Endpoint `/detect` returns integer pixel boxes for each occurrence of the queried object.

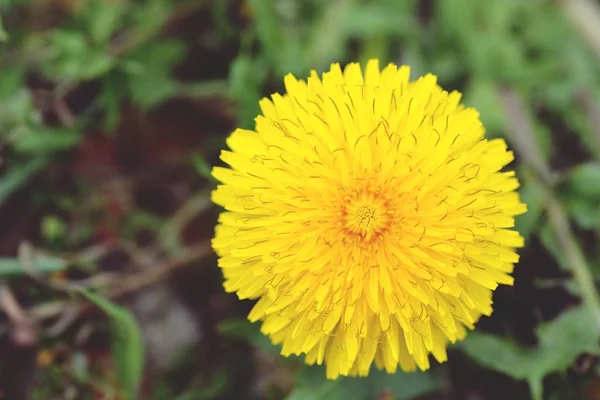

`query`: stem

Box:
[561,0,600,64]
[500,88,600,329]
[158,188,213,254]
[576,91,600,159]
[499,88,555,185]
[546,192,600,329]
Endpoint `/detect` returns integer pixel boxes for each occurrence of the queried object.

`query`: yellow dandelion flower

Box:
[211,59,526,379]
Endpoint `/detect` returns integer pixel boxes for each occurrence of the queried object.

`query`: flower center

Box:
[339,184,394,246]
[348,203,381,238]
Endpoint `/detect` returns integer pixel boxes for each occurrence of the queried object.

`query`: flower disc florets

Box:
[212,59,526,379]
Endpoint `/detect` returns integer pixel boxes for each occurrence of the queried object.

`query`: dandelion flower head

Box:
[212,59,526,379]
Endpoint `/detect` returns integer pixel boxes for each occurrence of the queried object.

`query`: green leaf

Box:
[562,163,600,229]
[50,30,87,53]
[566,163,600,199]
[84,50,115,78]
[176,80,229,99]
[44,30,114,80]
[535,307,599,370]
[132,0,171,35]
[228,55,267,129]
[564,196,600,230]
[13,127,81,154]
[287,365,440,400]
[342,3,416,38]
[305,1,353,72]
[514,180,546,240]
[401,44,426,79]
[126,40,186,69]
[84,0,123,43]
[460,333,534,381]
[128,72,178,110]
[0,255,67,276]
[428,50,464,83]
[212,0,236,37]
[0,157,48,205]
[247,0,284,63]
[0,89,36,129]
[42,215,68,241]
[463,78,505,135]
[124,40,186,109]
[78,289,144,400]
[192,154,216,182]
[461,306,600,400]
[359,36,389,67]
[367,368,441,400]
[286,367,356,400]
[70,352,90,384]
[0,67,24,100]
[172,370,229,400]
[539,222,569,270]
[98,73,128,131]
[0,14,8,42]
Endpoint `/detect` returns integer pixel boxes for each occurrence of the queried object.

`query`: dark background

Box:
[0,0,600,399]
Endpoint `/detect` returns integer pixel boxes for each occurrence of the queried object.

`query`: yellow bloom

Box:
[212,59,526,379]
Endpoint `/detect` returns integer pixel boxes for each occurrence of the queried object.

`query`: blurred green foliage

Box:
[461,306,600,400]
[2,0,600,399]
[286,365,440,400]
[0,253,66,275]
[79,288,145,399]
